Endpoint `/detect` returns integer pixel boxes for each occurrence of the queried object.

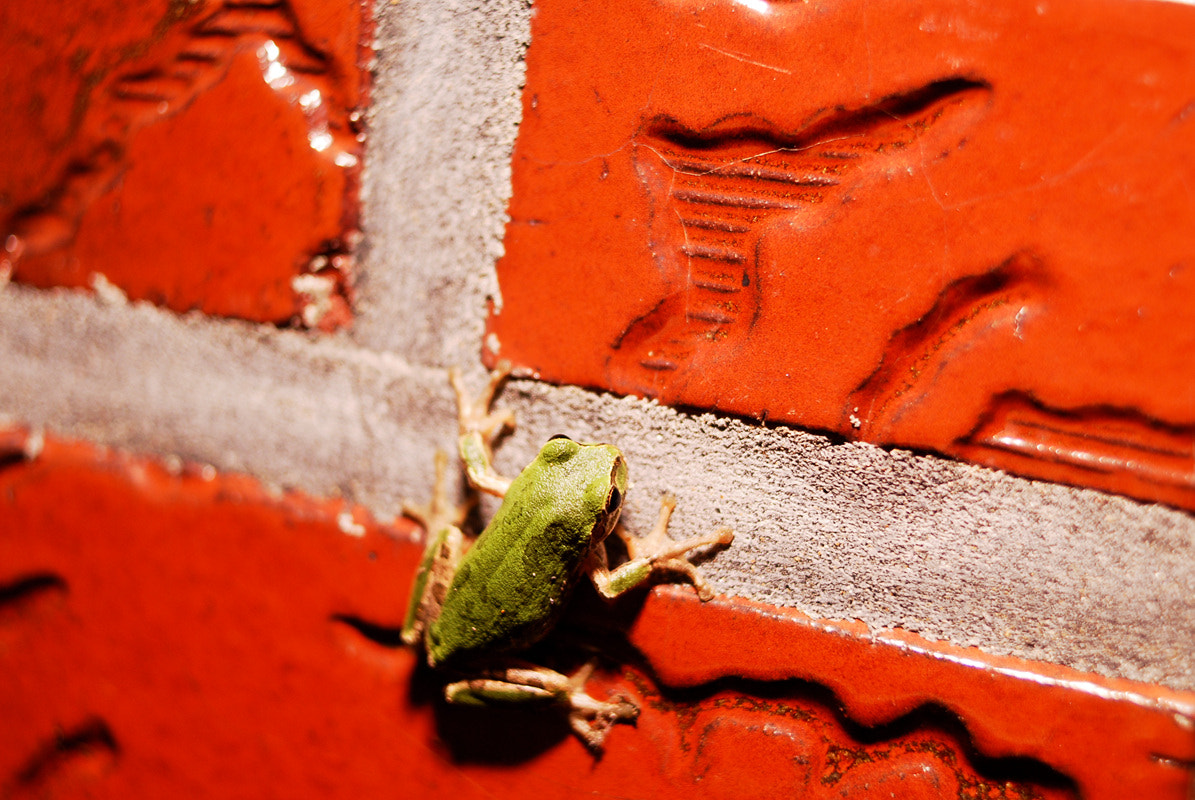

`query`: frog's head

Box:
[538,435,627,543]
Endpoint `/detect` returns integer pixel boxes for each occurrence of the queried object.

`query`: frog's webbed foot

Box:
[443,661,638,751]
[450,362,515,498]
[451,361,516,443]
[595,493,734,601]
[561,662,639,750]
[401,450,472,534]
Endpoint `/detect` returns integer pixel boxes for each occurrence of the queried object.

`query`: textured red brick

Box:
[487,0,1195,510]
[0,0,367,328]
[2,433,1191,797]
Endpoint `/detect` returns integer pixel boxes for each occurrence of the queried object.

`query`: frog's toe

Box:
[607,695,639,725]
[568,695,639,750]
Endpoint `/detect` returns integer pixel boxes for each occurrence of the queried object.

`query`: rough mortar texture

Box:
[490,380,1195,691]
[1,0,1192,693]
[3,282,1194,689]
[0,286,458,521]
[357,0,531,370]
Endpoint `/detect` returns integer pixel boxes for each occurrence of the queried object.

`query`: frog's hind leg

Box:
[444,662,638,750]
[401,450,472,646]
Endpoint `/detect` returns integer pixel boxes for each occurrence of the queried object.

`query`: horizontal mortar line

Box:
[0,284,452,519]
[672,189,801,210]
[3,284,1192,693]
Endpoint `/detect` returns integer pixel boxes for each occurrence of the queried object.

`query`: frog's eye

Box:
[605,485,622,513]
[540,436,579,463]
[548,434,572,441]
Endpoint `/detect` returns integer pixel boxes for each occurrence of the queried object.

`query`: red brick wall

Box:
[3,0,1194,796]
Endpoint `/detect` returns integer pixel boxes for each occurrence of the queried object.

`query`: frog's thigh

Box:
[444,676,556,706]
[444,665,574,706]
[400,522,465,644]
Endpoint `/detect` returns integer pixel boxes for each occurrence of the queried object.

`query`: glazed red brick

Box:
[487,0,1195,510]
[0,0,367,329]
[2,433,1191,797]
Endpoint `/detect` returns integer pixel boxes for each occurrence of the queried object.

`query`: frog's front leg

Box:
[590,493,734,601]
[444,662,638,750]
[451,362,516,497]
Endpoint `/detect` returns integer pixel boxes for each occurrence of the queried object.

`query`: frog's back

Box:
[427,489,593,665]
[426,440,624,667]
